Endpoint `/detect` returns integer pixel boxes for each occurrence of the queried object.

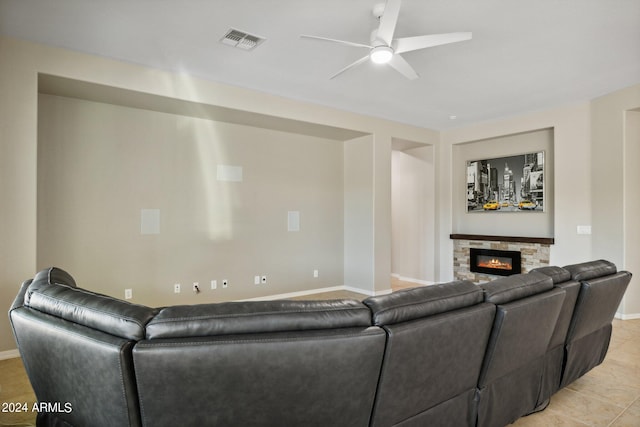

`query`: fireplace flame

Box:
[478,258,512,270]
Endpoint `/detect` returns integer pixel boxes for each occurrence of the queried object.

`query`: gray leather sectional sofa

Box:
[9,260,631,427]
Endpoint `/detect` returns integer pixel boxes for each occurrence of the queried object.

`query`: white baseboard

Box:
[391,273,436,286]
[240,286,344,301]
[615,312,640,320]
[240,284,391,301]
[344,285,392,296]
[0,349,20,360]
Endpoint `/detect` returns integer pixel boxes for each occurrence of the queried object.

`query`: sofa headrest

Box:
[34,266,77,288]
[24,267,157,341]
[145,299,372,339]
[567,271,632,341]
[530,266,571,284]
[481,272,554,305]
[362,281,483,326]
[563,259,617,281]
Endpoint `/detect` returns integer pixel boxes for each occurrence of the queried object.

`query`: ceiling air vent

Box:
[220,28,265,51]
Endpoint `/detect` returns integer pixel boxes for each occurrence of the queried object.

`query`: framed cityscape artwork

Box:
[466,151,544,213]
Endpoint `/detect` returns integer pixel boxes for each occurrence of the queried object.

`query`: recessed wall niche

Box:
[452,128,554,239]
[35,74,369,306]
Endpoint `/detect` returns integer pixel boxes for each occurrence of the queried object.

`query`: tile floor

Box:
[512,317,640,427]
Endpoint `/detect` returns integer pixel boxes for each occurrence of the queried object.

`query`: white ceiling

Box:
[1,0,639,130]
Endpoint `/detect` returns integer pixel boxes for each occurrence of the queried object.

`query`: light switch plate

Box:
[577,225,592,235]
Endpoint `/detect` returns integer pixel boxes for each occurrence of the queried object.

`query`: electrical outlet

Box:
[124,289,132,299]
[222,279,228,288]
[211,280,217,290]
[254,275,260,285]
[174,283,181,293]
[193,282,200,293]
[261,275,267,284]
[313,269,319,278]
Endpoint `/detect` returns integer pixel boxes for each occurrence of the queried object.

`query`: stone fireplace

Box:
[451,234,553,283]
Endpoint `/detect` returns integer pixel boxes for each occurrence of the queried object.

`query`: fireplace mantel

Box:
[450,234,554,245]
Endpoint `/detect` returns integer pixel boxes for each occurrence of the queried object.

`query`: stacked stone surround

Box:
[453,238,551,284]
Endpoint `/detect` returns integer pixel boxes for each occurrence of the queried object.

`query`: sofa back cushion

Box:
[563,259,617,281]
[10,267,148,427]
[561,270,631,387]
[567,271,631,341]
[145,298,371,339]
[481,271,554,304]
[363,280,483,325]
[531,266,581,348]
[476,273,566,427]
[24,267,156,341]
[478,272,563,385]
[363,281,495,427]
[531,265,572,284]
[134,326,386,426]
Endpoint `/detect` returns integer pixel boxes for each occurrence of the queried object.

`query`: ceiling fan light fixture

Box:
[370,46,393,64]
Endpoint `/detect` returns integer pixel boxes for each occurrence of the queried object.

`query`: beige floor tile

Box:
[611,327,639,343]
[548,388,622,426]
[565,372,640,408]
[512,409,590,426]
[609,397,640,427]
[587,358,640,390]
[610,339,640,359]
[0,358,37,426]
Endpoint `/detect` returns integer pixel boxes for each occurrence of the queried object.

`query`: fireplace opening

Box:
[470,248,521,277]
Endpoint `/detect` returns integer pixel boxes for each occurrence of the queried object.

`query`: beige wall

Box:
[591,84,640,318]
[0,36,435,352]
[37,94,347,305]
[344,135,375,290]
[623,110,640,317]
[440,102,593,278]
[391,146,435,283]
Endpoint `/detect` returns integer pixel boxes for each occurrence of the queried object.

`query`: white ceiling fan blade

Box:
[388,54,419,80]
[300,34,373,49]
[330,55,370,79]
[376,0,401,46]
[394,32,472,53]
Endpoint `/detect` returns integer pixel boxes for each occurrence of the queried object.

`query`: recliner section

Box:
[8,261,632,427]
[549,260,631,388]
[475,272,565,427]
[9,267,157,427]
[136,299,386,427]
[363,281,495,427]
[528,266,580,407]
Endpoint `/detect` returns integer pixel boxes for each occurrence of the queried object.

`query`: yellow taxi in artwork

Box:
[518,200,537,210]
[483,200,500,210]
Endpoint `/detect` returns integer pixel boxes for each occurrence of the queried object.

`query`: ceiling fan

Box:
[300,0,471,80]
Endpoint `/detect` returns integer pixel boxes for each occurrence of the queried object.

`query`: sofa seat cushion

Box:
[145,299,372,339]
[24,267,157,341]
[363,280,482,326]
